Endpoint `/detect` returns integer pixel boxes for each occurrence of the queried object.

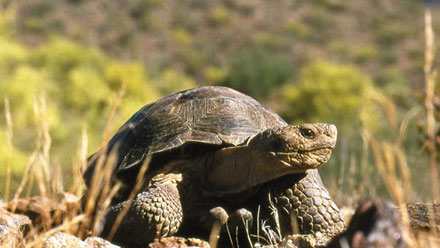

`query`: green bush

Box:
[350,44,380,63]
[318,0,348,11]
[0,37,165,177]
[374,21,412,47]
[284,20,311,39]
[281,60,374,131]
[209,5,231,26]
[220,45,295,100]
[155,69,196,95]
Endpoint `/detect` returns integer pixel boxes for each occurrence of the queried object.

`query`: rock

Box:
[270,234,317,248]
[42,232,120,248]
[84,236,120,247]
[407,202,440,231]
[0,207,31,247]
[325,198,408,248]
[6,193,80,230]
[42,232,84,248]
[149,237,210,248]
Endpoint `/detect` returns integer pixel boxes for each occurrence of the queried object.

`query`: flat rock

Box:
[407,202,440,231]
[42,232,120,248]
[7,193,80,229]
[0,207,31,247]
[149,237,210,248]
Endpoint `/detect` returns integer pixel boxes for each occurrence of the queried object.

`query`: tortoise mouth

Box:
[273,146,335,155]
[269,147,334,170]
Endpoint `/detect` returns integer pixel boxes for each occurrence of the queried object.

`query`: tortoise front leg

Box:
[99,174,183,247]
[256,169,345,245]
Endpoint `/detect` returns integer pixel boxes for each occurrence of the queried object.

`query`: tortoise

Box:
[83,86,343,247]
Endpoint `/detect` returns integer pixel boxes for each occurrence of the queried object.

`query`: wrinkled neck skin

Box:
[203,145,294,196]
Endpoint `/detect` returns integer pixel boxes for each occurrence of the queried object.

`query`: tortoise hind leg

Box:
[99,174,183,247]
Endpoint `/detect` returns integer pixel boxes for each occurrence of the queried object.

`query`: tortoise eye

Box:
[300,128,316,139]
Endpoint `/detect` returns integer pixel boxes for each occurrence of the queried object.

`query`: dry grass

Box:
[4,98,13,202]
[1,90,131,247]
[424,9,439,201]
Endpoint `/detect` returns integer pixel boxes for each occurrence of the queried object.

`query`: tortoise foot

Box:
[100,175,183,247]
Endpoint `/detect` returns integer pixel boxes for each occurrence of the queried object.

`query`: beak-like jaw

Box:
[269,146,334,171]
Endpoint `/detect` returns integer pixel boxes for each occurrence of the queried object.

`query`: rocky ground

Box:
[1,195,439,248]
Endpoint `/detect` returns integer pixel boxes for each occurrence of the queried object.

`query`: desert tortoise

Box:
[83,86,342,247]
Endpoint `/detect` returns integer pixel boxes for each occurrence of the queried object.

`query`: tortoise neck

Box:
[204,145,291,195]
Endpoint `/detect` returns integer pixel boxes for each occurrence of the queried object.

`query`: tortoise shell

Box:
[85,86,287,182]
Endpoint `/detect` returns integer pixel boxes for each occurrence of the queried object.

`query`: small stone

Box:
[84,236,121,247]
[149,237,210,248]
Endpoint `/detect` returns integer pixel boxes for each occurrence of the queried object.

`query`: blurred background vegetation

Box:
[0,0,439,204]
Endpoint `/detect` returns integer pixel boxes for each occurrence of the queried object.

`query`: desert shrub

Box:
[318,0,348,11]
[0,7,15,38]
[302,7,335,42]
[31,38,107,79]
[377,67,414,107]
[203,65,228,84]
[220,45,295,100]
[281,60,374,131]
[284,20,311,39]
[172,28,193,45]
[209,5,231,26]
[155,69,196,95]
[1,65,57,132]
[374,21,413,47]
[350,44,380,63]
[0,36,165,177]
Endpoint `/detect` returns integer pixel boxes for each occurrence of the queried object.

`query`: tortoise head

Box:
[247,123,337,171]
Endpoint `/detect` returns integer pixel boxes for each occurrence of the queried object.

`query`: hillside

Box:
[15,0,432,91]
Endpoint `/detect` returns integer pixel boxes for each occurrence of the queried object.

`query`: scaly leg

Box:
[255,169,345,246]
[99,173,183,247]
